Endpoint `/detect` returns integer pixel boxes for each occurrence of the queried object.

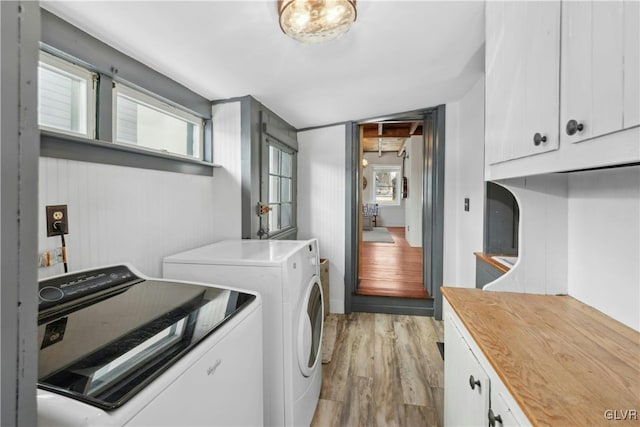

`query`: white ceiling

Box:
[42,0,485,129]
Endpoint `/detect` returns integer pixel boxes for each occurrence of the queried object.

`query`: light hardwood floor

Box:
[312,313,444,427]
[358,227,429,299]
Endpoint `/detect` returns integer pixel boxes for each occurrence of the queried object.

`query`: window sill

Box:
[40,130,218,176]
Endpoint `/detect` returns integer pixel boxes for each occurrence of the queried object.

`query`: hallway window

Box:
[38,51,96,138]
[373,165,401,205]
[113,83,204,160]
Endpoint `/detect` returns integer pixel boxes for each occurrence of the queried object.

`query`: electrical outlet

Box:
[46,205,69,237]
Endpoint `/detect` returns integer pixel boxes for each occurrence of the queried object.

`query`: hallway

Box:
[358,227,429,299]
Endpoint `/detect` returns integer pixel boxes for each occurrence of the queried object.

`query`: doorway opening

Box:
[358,121,429,299]
[345,106,446,318]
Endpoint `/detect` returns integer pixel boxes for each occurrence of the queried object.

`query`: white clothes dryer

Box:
[163,239,323,427]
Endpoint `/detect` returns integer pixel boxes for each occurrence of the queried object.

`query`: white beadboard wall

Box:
[567,166,640,331]
[211,101,242,241]
[485,174,569,296]
[297,124,346,314]
[443,76,486,288]
[38,157,216,279]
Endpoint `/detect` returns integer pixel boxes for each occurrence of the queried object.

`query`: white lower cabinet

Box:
[444,299,529,427]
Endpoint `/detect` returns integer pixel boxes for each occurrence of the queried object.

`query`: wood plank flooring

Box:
[358,227,429,299]
[312,313,444,427]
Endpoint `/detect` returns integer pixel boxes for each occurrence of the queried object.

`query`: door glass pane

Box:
[281,203,291,228]
[268,204,280,232]
[306,283,323,368]
[269,176,280,203]
[280,177,291,203]
[281,151,292,177]
[269,146,280,175]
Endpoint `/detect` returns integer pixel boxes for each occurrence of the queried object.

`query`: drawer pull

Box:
[533,133,547,146]
[488,408,503,427]
[469,375,481,390]
[566,119,584,136]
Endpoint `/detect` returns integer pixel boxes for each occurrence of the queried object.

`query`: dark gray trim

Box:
[423,115,434,298]
[431,105,446,320]
[344,122,359,314]
[1,2,40,426]
[41,9,211,118]
[298,106,437,133]
[95,74,113,141]
[351,295,434,316]
[240,97,253,239]
[41,131,216,176]
[345,106,446,318]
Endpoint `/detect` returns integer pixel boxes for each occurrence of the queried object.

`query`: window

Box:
[38,51,96,138]
[373,165,402,205]
[268,144,295,235]
[113,83,204,160]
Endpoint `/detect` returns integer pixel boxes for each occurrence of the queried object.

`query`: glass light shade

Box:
[278,0,357,44]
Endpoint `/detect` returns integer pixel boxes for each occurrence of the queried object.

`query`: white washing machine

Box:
[163,239,324,427]
[37,264,263,426]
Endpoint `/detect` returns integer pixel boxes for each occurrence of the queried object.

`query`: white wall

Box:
[567,166,640,331]
[38,158,217,279]
[443,76,486,287]
[405,135,423,247]
[211,101,242,240]
[485,174,569,296]
[297,125,346,314]
[363,151,405,227]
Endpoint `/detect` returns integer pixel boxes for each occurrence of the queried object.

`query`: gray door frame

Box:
[344,105,446,319]
[1,2,40,425]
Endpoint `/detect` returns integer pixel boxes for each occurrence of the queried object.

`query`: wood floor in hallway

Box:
[312,313,445,427]
[358,226,429,299]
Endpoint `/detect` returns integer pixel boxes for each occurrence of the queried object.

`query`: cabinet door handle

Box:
[488,408,503,427]
[533,133,547,146]
[469,375,481,390]
[566,119,584,136]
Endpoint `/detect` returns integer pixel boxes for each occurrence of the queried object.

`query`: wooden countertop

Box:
[474,252,511,273]
[442,287,640,426]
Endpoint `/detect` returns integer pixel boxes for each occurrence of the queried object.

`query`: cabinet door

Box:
[561,1,627,144]
[624,0,640,128]
[444,314,490,426]
[489,391,522,427]
[485,1,561,164]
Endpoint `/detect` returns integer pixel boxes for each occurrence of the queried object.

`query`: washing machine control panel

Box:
[38,265,140,311]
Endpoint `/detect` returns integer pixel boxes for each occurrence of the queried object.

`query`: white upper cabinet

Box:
[485,1,561,165]
[623,1,640,128]
[485,0,640,180]
[561,1,636,143]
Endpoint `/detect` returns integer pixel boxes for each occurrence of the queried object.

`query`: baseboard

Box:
[350,294,434,316]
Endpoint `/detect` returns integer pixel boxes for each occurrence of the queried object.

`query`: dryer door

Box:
[297,277,323,377]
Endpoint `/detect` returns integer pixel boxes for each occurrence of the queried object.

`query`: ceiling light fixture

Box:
[278,0,357,44]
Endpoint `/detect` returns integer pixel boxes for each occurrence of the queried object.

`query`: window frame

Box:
[372,164,403,206]
[265,140,296,237]
[112,82,205,161]
[38,50,97,139]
